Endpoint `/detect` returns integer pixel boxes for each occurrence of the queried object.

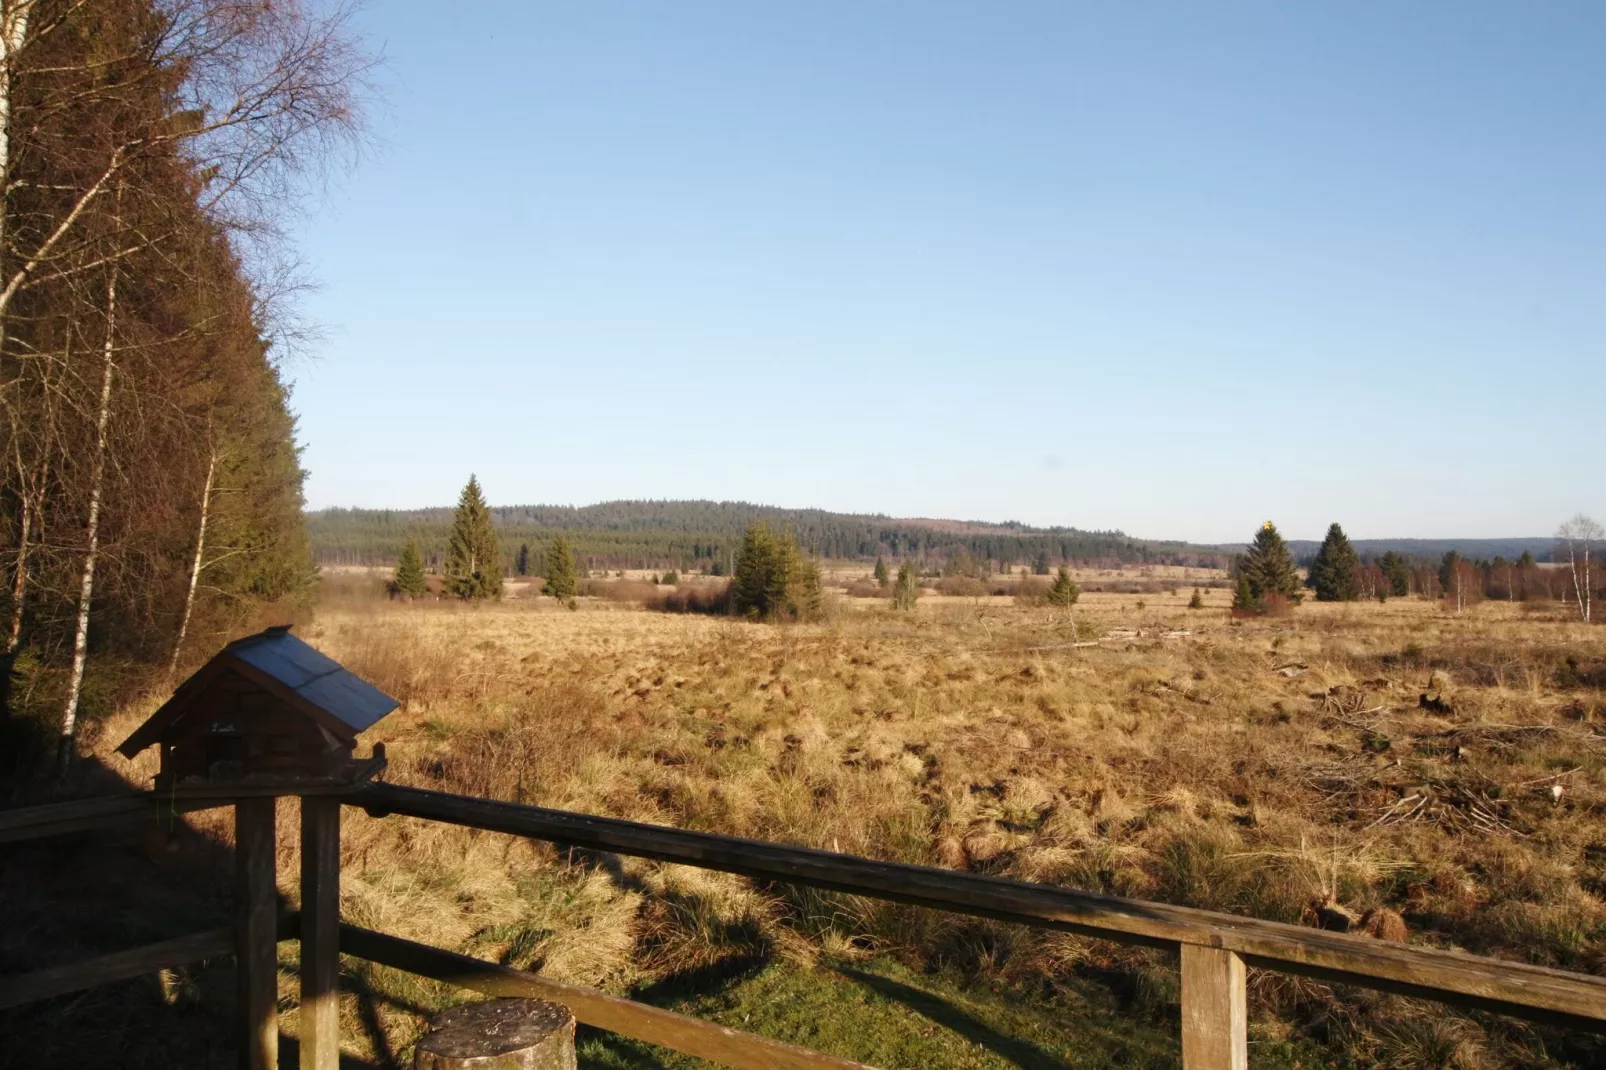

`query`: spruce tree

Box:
[393,539,429,598]
[873,556,889,588]
[893,561,920,610]
[1032,550,1051,576]
[515,543,529,576]
[1188,588,1204,610]
[1046,566,1080,607]
[1379,551,1412,597]
[731,523,821,621]
[1238,521,1300,607]
[1309,523,1360,602]
[543,536,579,606]
[443,475,502,600]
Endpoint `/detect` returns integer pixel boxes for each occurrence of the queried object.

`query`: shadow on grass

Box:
[278,1033,387,1070]
[834,965,1070,1070]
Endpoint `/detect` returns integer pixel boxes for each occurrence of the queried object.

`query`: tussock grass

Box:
[69,591,1606,1066]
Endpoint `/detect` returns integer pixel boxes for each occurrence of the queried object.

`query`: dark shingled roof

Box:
[117,625,397,758]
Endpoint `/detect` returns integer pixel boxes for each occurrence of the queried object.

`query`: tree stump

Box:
[414,998,576,1070]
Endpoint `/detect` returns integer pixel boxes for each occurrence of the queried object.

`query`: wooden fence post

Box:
[300,795,341,1069]
[1180,944,1247,1070]
[236,797,279,1070]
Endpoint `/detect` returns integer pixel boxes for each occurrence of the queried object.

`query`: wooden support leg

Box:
[301,796,341,1070]
[1180,944,1247,1070]
[236,798,279,1070]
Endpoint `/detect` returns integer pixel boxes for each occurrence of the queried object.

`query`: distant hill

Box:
[308,499,1556,571]
[1284,537,1556,563]
[307,499,1227,571]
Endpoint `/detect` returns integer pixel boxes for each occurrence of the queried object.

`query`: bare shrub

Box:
[1014,577,1050,606]
[936,576,988,597]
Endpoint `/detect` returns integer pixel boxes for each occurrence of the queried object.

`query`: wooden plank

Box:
[236,798,279,1070]
[1181,945,1247,1070]
[299,796,341,1070]
[0,928,233,1009]
[355,783,1606,1032]
[0,916,300,1010]
[0,793,224,844]
[339,924,874,1070]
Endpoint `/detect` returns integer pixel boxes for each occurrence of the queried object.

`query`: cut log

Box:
[414,998,576,1070]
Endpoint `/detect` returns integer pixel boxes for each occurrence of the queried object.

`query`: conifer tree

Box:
[1032,550,1051,576]
[893,561,920,611]
[443,475,502,600]
[1046,566,1080,607]
[1237,521,1300,608]
[1188,588,1204,610]
[543,536,578,606]
[873,556,889,587]
[1309,523,1360,602]
[1232,573,1259,613]
[732,523,821,621]
[393,540,428,598]
[515,543,529,576]
[1379,551,1412,597]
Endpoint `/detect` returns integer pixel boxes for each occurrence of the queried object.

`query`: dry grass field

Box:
[82,582,1606,1067]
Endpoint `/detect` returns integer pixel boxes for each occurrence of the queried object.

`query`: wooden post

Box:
[235,797,278,1070]
[300,796,341,1070]
[414,998,576,1069]
[1180,944,1247,1070]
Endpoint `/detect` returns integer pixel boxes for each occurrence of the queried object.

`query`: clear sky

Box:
[286,2,1604,544]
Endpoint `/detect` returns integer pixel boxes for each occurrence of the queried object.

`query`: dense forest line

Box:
[0,0,369,774]
[308,499,1231,572]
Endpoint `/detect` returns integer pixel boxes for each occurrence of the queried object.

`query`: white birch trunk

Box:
[1567,539,1585,623]
[168,445,216,677]
[4,484,26,653]
[57,261,115,775]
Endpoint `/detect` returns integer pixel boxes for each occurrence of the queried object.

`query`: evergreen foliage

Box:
[305,500,1220,573]
[1046,567,1080,607]
[1309,523,1361,602]
[1236,522,1301,611]
[543,536,578,605]
[443,476,503,600]
[873,556,889,587]
[662,569,679,586]
[732,523,822,621]
[1032,551,1051,576]
[392,540,428,598]
[1379,552,1412,597]
[1188,588,1204,610]
[892,562,920,611]
[515,543,529,576]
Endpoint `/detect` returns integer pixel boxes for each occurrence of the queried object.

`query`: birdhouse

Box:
[117,625,397,788]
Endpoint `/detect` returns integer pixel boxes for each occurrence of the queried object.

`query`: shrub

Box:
[1046,567,1080,607]
[892,562,920,611]
[1014,577,1050,606]
[936,576,988,597]
[1188,588,1204,610]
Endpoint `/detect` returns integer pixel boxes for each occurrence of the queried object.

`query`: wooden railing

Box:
[4,784,1605,1070]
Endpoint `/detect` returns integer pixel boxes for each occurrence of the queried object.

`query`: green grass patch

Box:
[578,955,1340,1069]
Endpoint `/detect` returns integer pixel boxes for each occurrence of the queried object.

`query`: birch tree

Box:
[1557,515,1601,624]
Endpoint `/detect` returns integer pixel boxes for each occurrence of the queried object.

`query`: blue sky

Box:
[286,2,1604,544]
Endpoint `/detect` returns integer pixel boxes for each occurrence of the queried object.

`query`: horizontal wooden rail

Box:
[0,792,227,844]
[0,914,299,1010]
[340,923,872,1070]
[356,782,1606,1033]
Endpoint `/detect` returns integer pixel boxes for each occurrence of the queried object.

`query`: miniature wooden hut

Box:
[117,625,396,787]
